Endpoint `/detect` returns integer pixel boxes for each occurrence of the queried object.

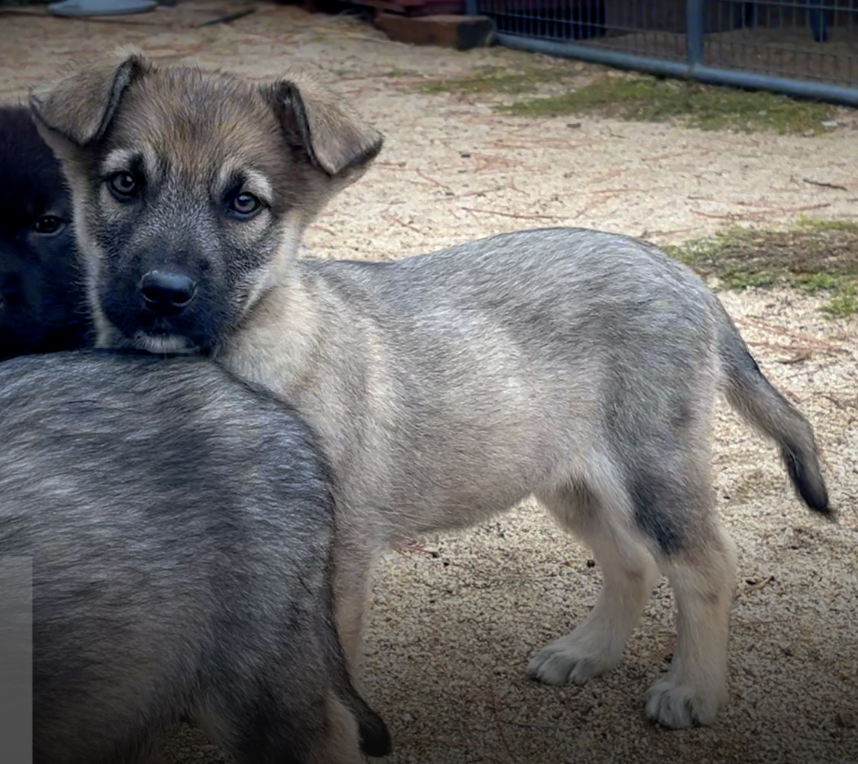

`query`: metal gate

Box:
[467,0,858,105]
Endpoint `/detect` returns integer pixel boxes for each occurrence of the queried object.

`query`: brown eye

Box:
[229,192,261,218]
[108,171,138,198]
[33,215,65,235]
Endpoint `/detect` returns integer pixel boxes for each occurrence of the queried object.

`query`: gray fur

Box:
[33,56,830,731]
[0,351,390,764]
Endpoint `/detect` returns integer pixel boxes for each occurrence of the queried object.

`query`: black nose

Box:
[140,270,196,314]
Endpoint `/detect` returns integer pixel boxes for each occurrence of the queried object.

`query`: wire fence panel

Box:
[475,0,858,103]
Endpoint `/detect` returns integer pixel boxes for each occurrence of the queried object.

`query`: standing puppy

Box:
[0,106,89,359]
[0,352,391,764]
[31,54,831,730]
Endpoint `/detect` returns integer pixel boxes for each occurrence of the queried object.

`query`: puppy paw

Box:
[645,676,724,729]
[526,635,618,685]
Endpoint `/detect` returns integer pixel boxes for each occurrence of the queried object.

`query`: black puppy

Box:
[0,106,89,360]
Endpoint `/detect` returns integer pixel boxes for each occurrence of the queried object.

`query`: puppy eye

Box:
[228,192,261,218]
[108,171,139,198]
[32,215,65,235]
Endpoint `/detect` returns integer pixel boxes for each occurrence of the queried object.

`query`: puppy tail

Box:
[714,299,831,517]
[344,685,392,758]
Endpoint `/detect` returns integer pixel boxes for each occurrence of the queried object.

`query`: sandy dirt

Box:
[1,3,856,763]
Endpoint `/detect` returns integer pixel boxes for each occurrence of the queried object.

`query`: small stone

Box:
[835,711,856,728]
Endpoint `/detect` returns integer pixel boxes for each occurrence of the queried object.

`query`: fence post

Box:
[686,0,705,73]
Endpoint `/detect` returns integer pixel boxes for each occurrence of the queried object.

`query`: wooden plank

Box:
[348,0,465,18]
[374,12,496,49]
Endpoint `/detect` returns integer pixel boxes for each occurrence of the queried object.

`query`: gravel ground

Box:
[1,4,856,763]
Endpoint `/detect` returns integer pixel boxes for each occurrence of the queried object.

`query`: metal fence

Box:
[467,0,858,105]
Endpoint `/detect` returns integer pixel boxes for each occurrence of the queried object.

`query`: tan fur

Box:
[32,53,830,734]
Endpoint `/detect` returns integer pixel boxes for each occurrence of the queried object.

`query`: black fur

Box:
[0,106,90,360]
[781,444,831,515]
[629,469,684,557]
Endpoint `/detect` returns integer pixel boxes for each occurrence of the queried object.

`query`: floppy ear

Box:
[29,53,149,155]
[264,76,383,178]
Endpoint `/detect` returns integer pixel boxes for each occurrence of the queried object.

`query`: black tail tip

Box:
[797,480,834,519]
[782,446,833,518]
[357,706,392,758]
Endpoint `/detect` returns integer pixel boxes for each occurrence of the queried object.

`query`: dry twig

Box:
[735,575,776,599]
[738,318,848,354]
[415,169,447,188]
[487,672,521,764]
[460,206,559,222]
[382,211,422,234]
[803,178,848,191]
[692,202,832,220]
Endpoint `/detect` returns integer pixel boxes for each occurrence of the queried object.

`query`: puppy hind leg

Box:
[528,481,661,686]
[630,454,738,728]
[645,518,737,729]
[210,675,367,764]
[306,692,366,764]
[332,538,376,677]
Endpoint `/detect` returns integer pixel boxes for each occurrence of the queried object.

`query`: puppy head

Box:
[30,52,383,354]
[0,106,88,360]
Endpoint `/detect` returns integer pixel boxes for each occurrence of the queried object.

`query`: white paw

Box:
[645,676,724,729]
[526,635,618,686]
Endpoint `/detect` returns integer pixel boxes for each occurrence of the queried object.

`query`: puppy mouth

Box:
[132,330,201,355]
[105,303,221,356]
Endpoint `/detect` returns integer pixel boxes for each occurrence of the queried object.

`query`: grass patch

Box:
[423,67,835,134]
[820,285,857,319]
[497,74,837,134]
[381,67,415,78]
[663,218,858,317]
[422,65,575,96]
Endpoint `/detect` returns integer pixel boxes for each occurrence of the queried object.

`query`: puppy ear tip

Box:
[365,138,384,162]
[364,130,384,155]
[28,90,49,118]
[114,44,146,62]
